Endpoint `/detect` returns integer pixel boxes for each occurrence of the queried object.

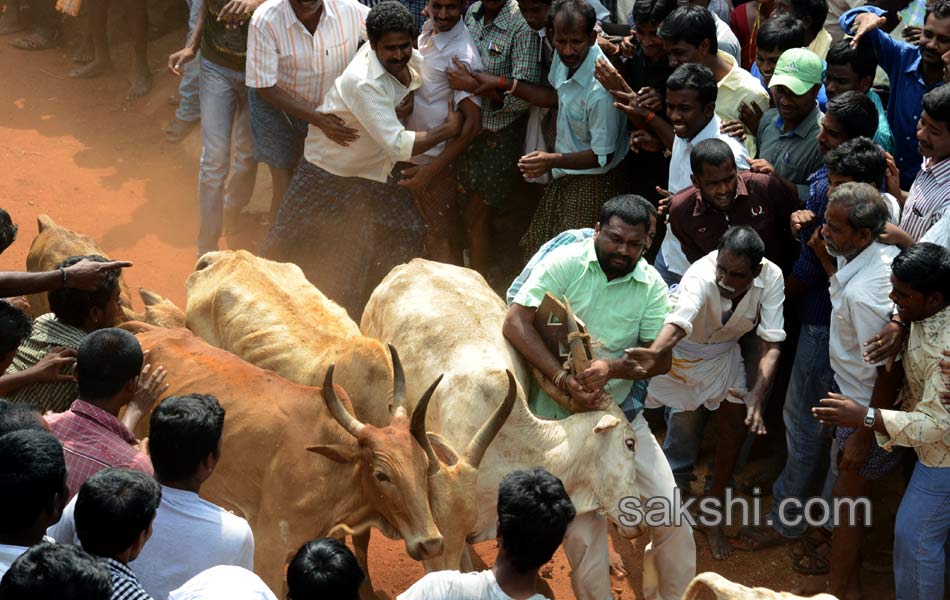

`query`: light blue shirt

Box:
[548,44,628,178]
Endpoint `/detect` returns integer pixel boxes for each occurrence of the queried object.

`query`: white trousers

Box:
[563,413,696,600]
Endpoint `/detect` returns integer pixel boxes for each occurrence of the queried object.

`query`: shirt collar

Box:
[69,400,138,445]
[365,45,424,91]
[772,104,821,139]
[717,51,741,91]
[474,0,517,29]
[922,155,950,183]
[835,241,885,288]
[281,0,337,30]
[582,237,651,284]
[683,115,721,145]
[693,170,750,215]
[919,305,950,339]
[422,18,465,51]
[103,557,139,581]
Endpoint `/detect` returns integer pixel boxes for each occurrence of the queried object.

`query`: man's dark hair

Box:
[690,138,737,178]
[786,0,828,38]
[926,0,950,25]
[497,468,576,573]
[48,255,120,329]
[287,538,365,600]
[922,83,950,129]
[599,195,652,230]
[75,468,162,558]
[666,63,718,107]
[717,226,765,269]
[0,542,111,600]
[658,5,717,54]
[551,0,596,33]
[0,430,66,534]
[76,328,143,401]
[825,91,878,140]
[149,394,226,482]
[366,1,416,43]
[824,137,888,189]
[827,182,890,237]
[756,13,806,51]
[0,210,17,255]
[632,0,677,27]
[825,38,877,79]
[0,302,31,357]
[0,400,45,436]
[892,243,950,301]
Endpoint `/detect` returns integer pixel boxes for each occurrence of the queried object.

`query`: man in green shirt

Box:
[504,194,696,600]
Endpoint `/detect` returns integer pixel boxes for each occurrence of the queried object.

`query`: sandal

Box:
[10,29,61,50]
[789,527,832,561]
[731,525,791,552]
[792,549,830,576]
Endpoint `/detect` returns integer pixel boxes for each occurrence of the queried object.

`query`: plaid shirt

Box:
[465,0,541,131]
[5,313,84,414]
[47,400,153,500]
[104,558,153,600]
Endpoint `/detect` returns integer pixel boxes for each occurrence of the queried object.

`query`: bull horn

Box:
[409,374,445,476]
[462,370,516,469]
[388,343,408,417]
[322,364,366,438]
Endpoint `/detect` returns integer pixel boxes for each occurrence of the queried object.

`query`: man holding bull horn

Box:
[504,195,695,600]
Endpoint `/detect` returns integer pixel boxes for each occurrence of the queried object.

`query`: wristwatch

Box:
[864,407,876,428]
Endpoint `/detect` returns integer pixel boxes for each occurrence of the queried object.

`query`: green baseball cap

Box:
[769,48,824,96]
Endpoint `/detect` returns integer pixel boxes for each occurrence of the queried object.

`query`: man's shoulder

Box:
[669,187,698,215]
[250,0,287,26]
[327,0,370,19]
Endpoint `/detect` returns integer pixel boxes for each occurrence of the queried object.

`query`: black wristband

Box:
[59,267,66,289]
[889,318,909,331]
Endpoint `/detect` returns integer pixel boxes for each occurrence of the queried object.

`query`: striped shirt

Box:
[47,400,153,500]
[900,157,950,242]
[465,0,542,132]
[104,558,153,600]
[246,0,367,107]
[4,313,84,413]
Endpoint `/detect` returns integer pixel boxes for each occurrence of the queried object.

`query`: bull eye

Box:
[375,471,391,483]
[625,438,635,452]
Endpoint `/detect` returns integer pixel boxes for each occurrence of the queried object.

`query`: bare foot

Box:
[127,64,152,98]
[72,37,94,63]
[791,575,828,596]
[0,11,26,35]
[69,58,112,79]
[701,523,735,560]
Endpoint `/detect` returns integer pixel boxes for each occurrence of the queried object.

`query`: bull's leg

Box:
[352,531,378,600]
[460,544,474,572]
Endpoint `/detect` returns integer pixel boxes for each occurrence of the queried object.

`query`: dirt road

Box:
[0,25,897,599]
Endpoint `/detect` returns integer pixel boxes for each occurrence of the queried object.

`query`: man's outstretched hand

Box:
[63,259,132,290]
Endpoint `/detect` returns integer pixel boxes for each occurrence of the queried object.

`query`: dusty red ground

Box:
[0,25,899,599]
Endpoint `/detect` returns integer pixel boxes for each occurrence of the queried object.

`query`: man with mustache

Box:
[260,1,463,317]
[624,225,785,562]
[842,0,950,188]
[245,0,368,224]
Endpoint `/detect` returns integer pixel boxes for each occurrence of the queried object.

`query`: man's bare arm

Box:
[0,259,131,298]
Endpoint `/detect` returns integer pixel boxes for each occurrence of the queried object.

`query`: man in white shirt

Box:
[49,394,255,600]
[0,430,68,578]
[624,227,785,561]
[398,468,575,600]
[805,182,903,599]
[260,0,462,318]
[401,0,483,264]
[246,0,369,221]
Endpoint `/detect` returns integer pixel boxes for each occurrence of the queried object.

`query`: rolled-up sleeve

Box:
[245,16,278,89]
[347,80,416,161]
[639,279,670,343]
[664,272,706,338]
[877,369,950,451]
[756,272,786,342]
[512,251,573,309]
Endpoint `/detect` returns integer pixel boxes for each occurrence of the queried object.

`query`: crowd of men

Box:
[3,0,950,596]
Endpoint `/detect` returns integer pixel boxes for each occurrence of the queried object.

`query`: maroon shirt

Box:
[668,171,801,270]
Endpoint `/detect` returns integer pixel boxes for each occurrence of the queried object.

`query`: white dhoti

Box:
[645,338,747,411]
[563,413,696,600]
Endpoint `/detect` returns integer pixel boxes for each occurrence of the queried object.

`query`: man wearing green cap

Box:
[754,48,825,201]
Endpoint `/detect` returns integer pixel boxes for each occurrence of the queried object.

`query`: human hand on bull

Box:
[728,388,766,435]
[564,374,606,410]
[63,258,133,291]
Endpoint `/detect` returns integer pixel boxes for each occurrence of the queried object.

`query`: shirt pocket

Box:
[565,100,591,145]
[482,37,512,75]
[322,41,353,79]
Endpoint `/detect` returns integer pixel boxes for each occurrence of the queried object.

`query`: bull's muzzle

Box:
[408,536,444,561]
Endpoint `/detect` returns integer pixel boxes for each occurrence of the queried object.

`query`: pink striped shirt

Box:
[900,156,950,243]
[246,0,368,107]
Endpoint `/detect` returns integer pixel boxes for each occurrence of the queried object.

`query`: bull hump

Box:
[37,214,57,232]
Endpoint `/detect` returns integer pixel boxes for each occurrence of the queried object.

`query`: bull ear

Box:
[307,443,361,463]
[427,433,460,467]
[593,414,621,434]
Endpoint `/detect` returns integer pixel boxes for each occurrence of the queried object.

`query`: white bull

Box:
[361,259,648,580]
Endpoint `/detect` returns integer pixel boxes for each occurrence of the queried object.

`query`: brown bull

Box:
[121,288,185,328]
[25,214,133,317]
[126,324,443,597]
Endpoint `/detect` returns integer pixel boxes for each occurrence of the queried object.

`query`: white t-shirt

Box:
[0,543,29,579]
[48,485,254,600]
[398,570,551,600]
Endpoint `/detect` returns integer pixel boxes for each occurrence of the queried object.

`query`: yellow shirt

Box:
[715,51,770,157]
[808,29,833,61]
[876,305,950,467]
